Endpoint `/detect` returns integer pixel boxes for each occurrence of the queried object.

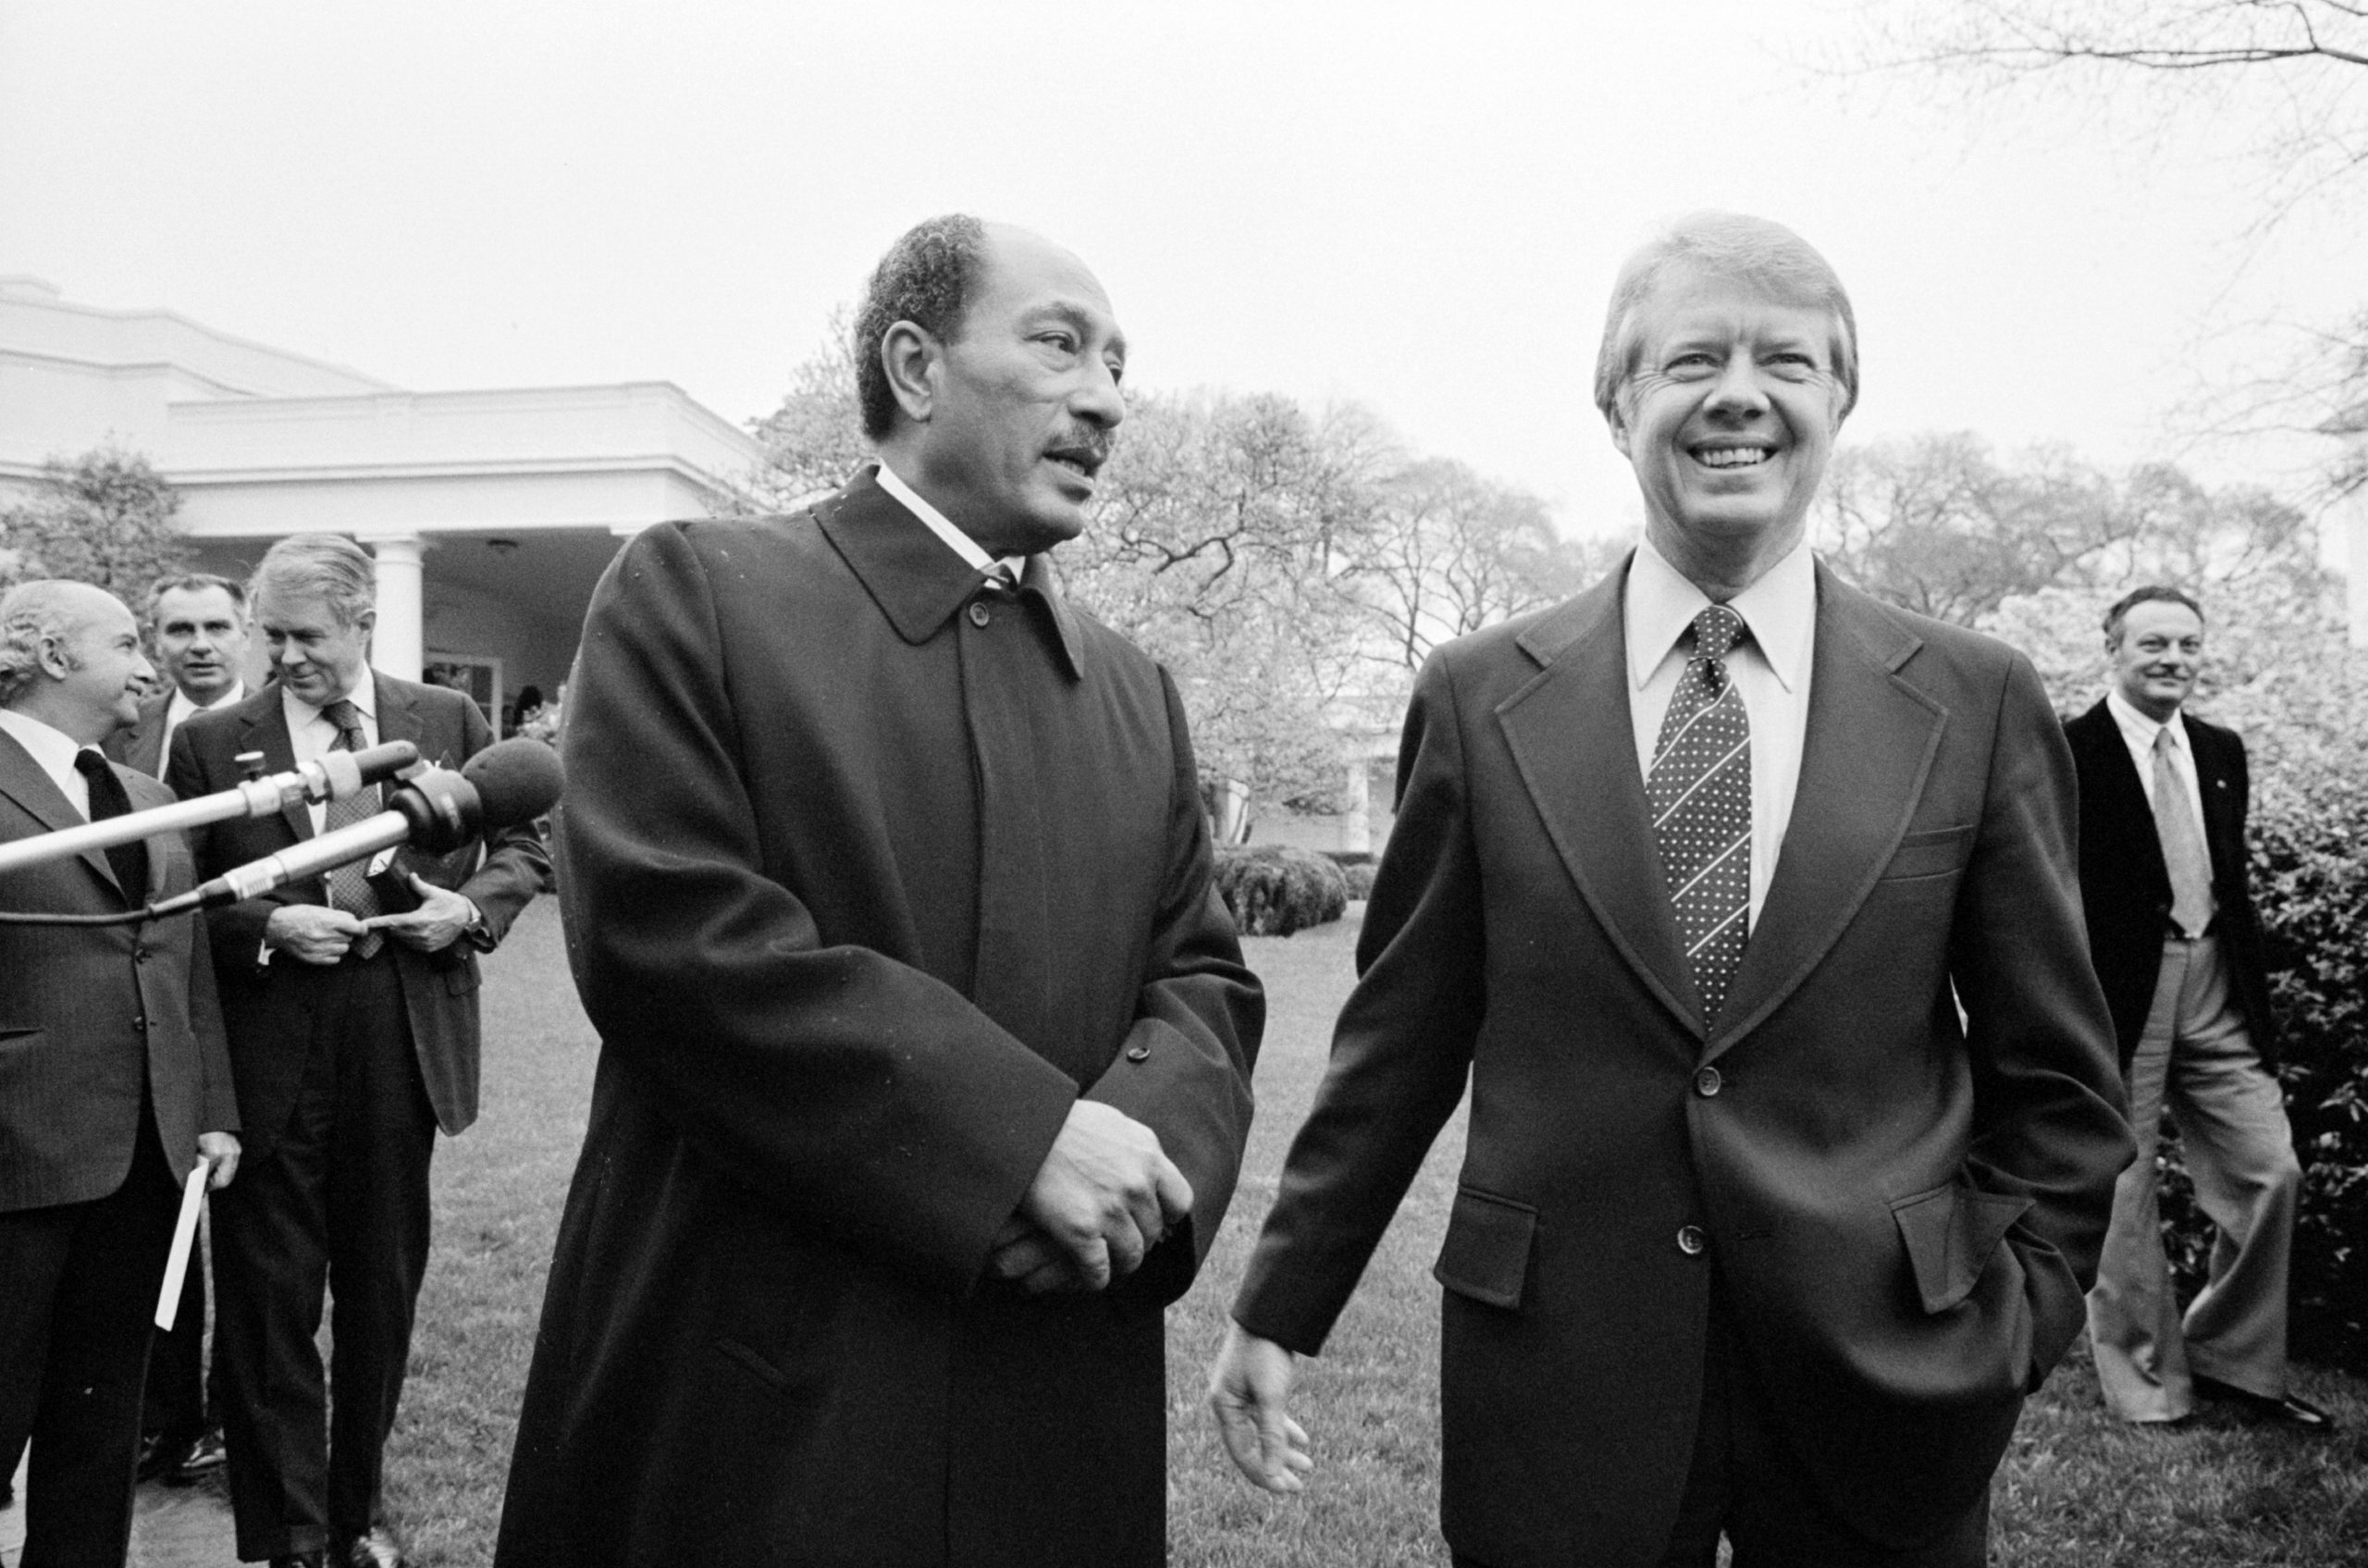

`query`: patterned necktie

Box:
[2151,727,2215,938]
[1647,605,1753,1020]
[321,698,384,957]
[73,749,147,907]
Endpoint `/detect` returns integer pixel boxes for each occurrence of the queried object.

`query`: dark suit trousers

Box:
[1458,1284,1988,1568]
[142,1228,208,1438]
[214,952,438,1559]
[0,1103,179,1568]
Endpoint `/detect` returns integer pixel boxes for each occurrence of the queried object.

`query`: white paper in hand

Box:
[155,1161,208,1331]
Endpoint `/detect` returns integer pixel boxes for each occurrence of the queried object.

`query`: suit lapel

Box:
[0,727,124,894]
[237,689,312,843]
[1497,566,1702,1037]
[1709,569,1945,1056]
[374,674,425,759]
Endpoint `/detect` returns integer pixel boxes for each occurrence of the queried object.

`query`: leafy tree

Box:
[1344,457,1613,672]
[0,445,191,599]
[729,306,871,515]
[1845,1,2368,501]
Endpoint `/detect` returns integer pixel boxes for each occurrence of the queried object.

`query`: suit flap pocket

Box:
[1881,823,1978,881]
[1892,1183,2031,1314]
[1433,1188,1537,1310]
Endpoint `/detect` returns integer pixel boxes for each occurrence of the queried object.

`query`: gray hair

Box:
[144,571,247,625]
[250,534,376,626]
[1593,212,1859,425]
[0,580,99,707]
[853,214,992,442]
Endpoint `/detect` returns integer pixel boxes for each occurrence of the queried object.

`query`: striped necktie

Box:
[1647,605,1752,1020]
[321,698,384,957]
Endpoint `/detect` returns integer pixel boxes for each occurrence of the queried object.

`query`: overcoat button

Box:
[1694,1067,1722,1097]
[968,601,993,628]
[1677,1225,1707,1256]
[1126,1045,1151,1062]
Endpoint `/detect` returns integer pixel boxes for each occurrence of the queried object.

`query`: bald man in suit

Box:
[0,579,240,1568]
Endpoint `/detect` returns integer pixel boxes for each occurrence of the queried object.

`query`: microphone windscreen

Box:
[461,739,564,827]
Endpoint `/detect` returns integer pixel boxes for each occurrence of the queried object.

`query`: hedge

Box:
[2157,768,2368,1371]
[1213,845,1348,937]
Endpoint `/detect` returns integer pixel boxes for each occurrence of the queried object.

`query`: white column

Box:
[2344,488,2368,649]
[1339,750,1372,855]
[363,534,426,682]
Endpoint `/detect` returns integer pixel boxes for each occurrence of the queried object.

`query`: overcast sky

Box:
[2,0,2354,537]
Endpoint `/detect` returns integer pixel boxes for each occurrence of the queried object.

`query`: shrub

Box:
[1213,845,1347,937]
[1338,861,1377,899]
[2156,722,2368,1373]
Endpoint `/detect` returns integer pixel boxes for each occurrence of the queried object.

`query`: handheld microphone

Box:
[0,739,421,880]
[148,739,562,917]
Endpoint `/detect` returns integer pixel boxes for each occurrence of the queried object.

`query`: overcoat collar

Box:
[818,465,1086,681]
[0,722,155,899]
[1498,553,1944,1056]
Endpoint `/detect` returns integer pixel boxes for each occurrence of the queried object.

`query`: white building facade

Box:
[0,276,763,725]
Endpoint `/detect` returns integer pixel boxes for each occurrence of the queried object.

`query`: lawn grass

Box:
[380,902,2368,1565]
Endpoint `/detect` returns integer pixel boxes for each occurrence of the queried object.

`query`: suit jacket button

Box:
[1677,1225,1707,1256]
[1694,1067,1722,1097]
[968,601,993,628]
[131,1017,146,1031]
[1126,1044,1151,1062]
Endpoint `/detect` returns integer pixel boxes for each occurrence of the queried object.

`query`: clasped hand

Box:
[990,1100,1192,1294]
[265,876,476,965]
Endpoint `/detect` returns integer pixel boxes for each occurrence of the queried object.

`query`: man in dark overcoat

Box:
[1209,213,2132,1567]
[2070,586,2328,1431]
[496,216,1263,1567]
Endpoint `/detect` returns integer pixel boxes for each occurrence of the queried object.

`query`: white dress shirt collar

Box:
[0,708,100,818]
[2105,686,2188,756]
[166,680,246,734]
[1624,532,1816,694]
[874,462,1029,582]
[283,673,377,735]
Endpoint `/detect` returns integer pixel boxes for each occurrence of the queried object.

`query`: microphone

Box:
[0,739,420,880]
[150,739,562,917]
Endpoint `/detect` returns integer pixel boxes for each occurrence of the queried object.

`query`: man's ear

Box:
[1606,398,1634,460]
[34,634,74,681]
[881,321,941,426]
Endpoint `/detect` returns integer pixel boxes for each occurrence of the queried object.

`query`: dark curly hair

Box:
[854,214,990,440]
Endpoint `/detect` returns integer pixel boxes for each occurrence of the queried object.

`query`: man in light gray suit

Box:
[0,579,240,1567]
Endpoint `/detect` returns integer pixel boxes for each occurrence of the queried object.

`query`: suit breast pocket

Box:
[1881,823,1977,883]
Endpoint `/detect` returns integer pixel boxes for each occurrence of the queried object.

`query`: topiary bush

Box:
[1214,845,1348,937]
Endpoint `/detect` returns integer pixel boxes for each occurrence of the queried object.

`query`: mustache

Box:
[1050,428,1118,468]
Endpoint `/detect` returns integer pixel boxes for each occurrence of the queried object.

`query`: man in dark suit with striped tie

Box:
[2068,586,2328,1432]
[0,578,240,1566]
[1210,213,2132,1567]
[169,535,549,1568]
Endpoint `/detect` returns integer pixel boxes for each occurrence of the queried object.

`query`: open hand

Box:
[1209,1322,1312,1494]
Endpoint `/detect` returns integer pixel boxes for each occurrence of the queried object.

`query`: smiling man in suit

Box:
[0,579,240,1568]
[167,535,549,1568]
[2069,586,2327,1433]
[1209,213,2132,1567]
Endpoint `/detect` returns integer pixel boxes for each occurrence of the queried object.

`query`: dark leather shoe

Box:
[161,1426,227,1485]
[2193,1374,2337,1431]
[337,1526,406,1568]
[268,1555,325,1568]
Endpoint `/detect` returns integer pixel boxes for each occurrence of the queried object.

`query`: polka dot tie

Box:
[1647,605,1752,1020]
